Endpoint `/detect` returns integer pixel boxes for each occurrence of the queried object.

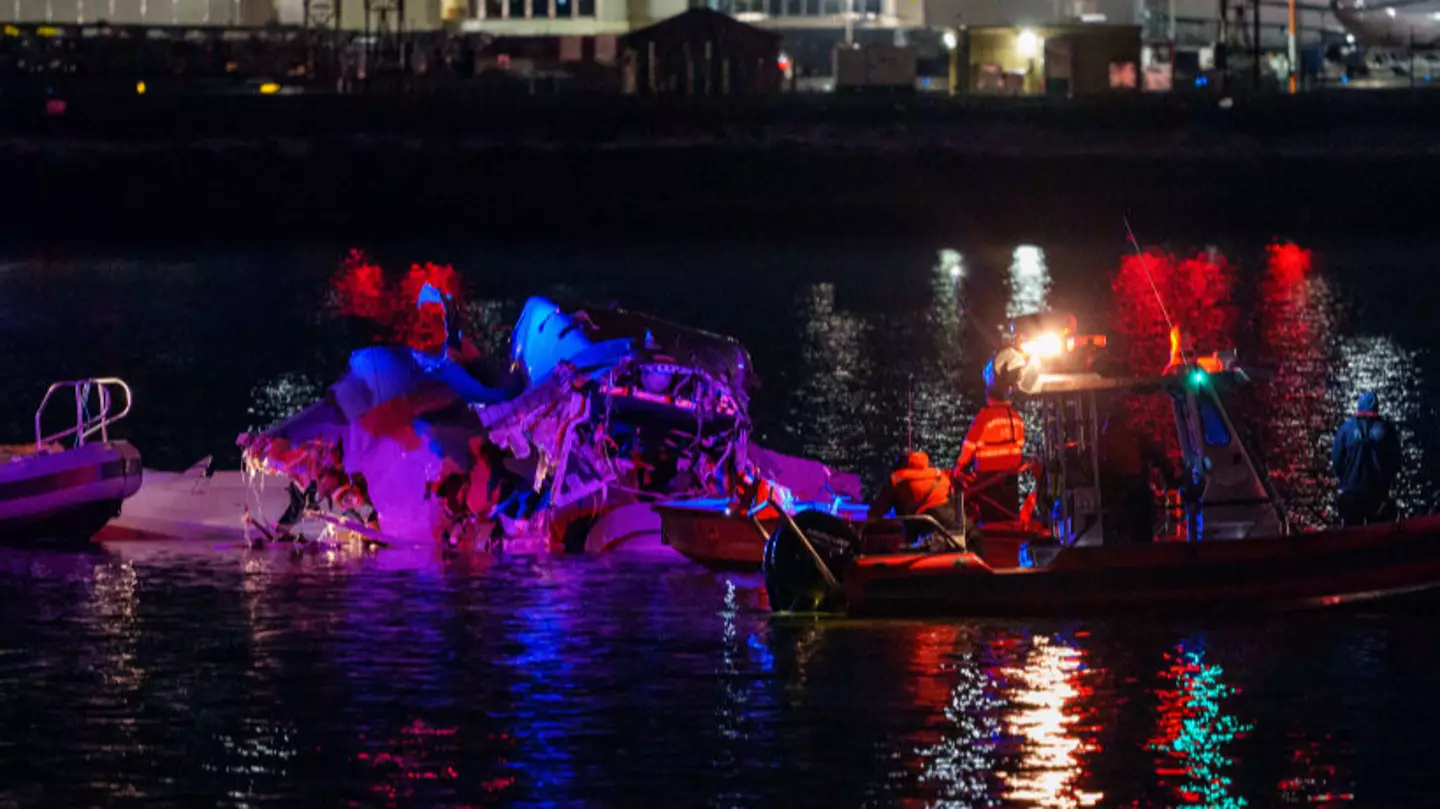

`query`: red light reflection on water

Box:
[907,626,1001,807]
[1148,641,1251,809]
[1255,242,1335,527]
[1111,248,1236,453]
[906,623,966,708]
[1113,249,1234,372]
[351,719,504,807]
[1266,242,1312,282]
[332,250,389,321]
[330,250,465,350]
[1278,734,1354,807]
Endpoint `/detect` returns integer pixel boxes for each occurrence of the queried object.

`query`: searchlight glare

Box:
[1020,332,1064,358]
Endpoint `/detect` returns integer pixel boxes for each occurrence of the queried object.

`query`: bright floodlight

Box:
[1017,29,1040,59]
[943,30,958,51]
[1021,332,1064,358]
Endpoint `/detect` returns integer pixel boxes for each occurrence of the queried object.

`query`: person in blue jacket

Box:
[1331,390,1402,527]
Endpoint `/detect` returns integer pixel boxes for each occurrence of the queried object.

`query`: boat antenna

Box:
[906,373,915,452]
[1123,216,1189,366]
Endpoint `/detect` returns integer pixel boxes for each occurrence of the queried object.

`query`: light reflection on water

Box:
[997,635,1102,809]
[1,546,1439,805]
[1330,335,1425,516]
[785,282,876,472]
[1007,246,1052,321]
[907,250,972,471]
[916,656,1002,808]
[0,241,1438,805]
[1150,638,1251,809]
[1253,247,1338,529]
[1007,246,1051,479]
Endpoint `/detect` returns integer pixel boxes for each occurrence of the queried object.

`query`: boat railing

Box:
[34,378,133,449]
[858,514,969,553]
[741,493,970,597]
[745,496,842,594]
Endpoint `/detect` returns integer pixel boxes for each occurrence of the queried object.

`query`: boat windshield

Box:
[1198,398,1231,447]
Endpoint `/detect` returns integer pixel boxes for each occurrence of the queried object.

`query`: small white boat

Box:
[1,378,143,542]
[95,460,293,544]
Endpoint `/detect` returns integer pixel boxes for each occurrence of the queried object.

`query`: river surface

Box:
[1,237,1438,806]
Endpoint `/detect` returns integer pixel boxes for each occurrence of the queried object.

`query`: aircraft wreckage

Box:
[239,291,862,553]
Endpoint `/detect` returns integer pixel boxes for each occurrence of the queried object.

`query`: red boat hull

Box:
[656,502,772,571]
[656,499,876,571]
[844,515,1440,617]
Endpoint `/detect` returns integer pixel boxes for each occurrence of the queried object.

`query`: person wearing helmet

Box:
[954,381,1027,522]
[1332,390,1402,527]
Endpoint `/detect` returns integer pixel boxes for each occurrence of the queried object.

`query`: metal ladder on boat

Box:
[34,378,133,450]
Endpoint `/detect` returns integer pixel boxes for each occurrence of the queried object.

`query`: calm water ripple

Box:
[5,544,1438,806]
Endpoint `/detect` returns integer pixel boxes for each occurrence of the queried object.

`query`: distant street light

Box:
[1017,29,1040,59]
[945,28,959,96]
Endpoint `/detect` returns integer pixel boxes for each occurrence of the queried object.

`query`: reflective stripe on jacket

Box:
[958,403,1025,474]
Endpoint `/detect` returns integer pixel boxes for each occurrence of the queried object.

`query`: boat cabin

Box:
[1011,323,1287,564]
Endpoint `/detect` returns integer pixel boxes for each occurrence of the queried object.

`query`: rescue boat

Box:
[655,495,869,571]
[759,321,1440,617]
[655,312,1073,572]
[0,379,143,542]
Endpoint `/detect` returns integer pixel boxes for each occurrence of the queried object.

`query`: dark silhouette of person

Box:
[1099,413,1175,545]
[1332,390,1402,527]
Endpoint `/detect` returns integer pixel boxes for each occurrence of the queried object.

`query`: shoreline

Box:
[6,92,1440,244]
[10,86,1440,135]
[6,146,1436,245]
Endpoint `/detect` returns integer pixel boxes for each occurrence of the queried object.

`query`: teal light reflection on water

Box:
[1151,638,1253,809]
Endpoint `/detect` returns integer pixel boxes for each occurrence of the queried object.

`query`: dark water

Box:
[2,238,1439,806]
[3,543,1437,808]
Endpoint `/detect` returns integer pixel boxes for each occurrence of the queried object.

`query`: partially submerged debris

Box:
[241,294,859,550]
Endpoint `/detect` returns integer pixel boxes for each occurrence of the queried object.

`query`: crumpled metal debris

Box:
[241,296,852,550]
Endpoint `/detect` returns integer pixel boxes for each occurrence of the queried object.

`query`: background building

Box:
[0,0,440,32]
[0,0,1355,80]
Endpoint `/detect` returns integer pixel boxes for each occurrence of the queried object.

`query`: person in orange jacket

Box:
[724,459,789,521]
[869,451,962,545]
[954,387,1027,519]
